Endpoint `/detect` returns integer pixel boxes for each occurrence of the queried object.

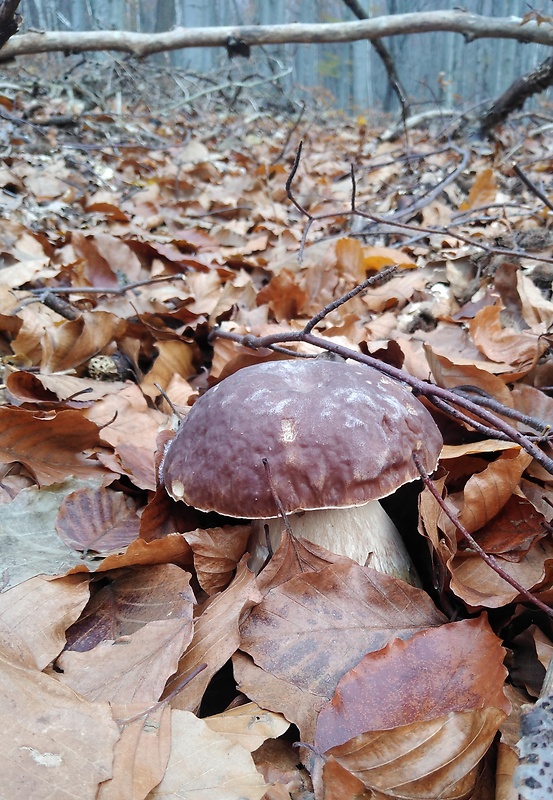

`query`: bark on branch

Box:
[1,11,552,60]
[478,55,553,137]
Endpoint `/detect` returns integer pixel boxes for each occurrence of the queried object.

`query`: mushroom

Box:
[161,358,443,584]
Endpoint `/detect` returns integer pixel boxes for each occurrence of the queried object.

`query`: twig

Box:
[29,273,187,297]
[303,265,397,334]
[512,162,553,212]
[285,142,553,266]
[452,386,551,435]
[413,453,553,619]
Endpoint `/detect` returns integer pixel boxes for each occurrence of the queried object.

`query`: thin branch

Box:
[285,143,553,266]
[29,273,187,298]
[413,453,553,620]
[303,265,396,334]
[512,162,553,212]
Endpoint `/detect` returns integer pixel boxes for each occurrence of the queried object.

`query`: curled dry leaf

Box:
[450,537,553,608]
[183,525,252,595]
[6,370,126,405]
[204,701,290,752]
[40,311,126,373]
[322,708,505,800]
[469,304,545,373]
[450,448,533,535]
[0,407,104,485]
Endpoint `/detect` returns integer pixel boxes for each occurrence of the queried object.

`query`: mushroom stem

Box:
[249,500,421,586]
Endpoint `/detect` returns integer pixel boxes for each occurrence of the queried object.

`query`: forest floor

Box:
[1,58,553,799]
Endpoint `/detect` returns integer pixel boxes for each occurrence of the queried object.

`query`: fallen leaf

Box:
[148,709,268,800]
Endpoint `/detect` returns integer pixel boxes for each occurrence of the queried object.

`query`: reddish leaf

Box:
[315,615,509,753]
[0,408,103,485]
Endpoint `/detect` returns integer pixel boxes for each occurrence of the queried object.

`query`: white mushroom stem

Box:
[249,500,421,587]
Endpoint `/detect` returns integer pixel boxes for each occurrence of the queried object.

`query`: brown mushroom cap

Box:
[162,358,442,518]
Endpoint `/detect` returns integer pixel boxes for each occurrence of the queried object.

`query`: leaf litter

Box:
[0,76,552,799]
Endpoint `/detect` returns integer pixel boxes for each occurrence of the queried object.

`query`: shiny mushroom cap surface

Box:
[162,358,443,518]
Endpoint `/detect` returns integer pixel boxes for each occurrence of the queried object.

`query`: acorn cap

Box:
[162,358,443,518]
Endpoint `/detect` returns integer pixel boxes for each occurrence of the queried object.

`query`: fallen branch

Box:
[1,12,552,60]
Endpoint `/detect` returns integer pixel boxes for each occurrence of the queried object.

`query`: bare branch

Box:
[1,12,552,60]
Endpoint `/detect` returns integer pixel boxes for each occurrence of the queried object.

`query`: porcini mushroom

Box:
[161,358,442,584]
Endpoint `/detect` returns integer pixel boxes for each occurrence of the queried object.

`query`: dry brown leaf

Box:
[166,557,262,712]
[0,573,90,669]
[6,370,126,405]
[56,486,140,553]
[469,304,545,372]
[256,530,349,594]
[315,616,509,753]
[362,245,416,270]
[256,269,308,321]
[65,564,195,652]
[447,448,533,535]
[99,704,171,800]
[40,311,126,373]
[0,629,119,799]
[460,167,497,209]
[141,340,197,400]
[335,238,365,282]
[84,383,167,452]
[204,702,289,751]
[233,650,323,744]
[450,538,553,608]
[148,709,268,800]
[183,525,252,595]
[324,707,505,800]
[58,614,194,703]
[469,494,547,559]
[72,231,122,287]
[94,532,193,572]
[424,345,515,405]
[239,561,446,740]
[0,408,104,485]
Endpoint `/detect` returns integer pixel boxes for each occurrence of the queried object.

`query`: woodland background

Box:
[18,0,553,113]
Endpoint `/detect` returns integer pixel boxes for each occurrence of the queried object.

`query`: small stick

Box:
[29,273,187,298]
[413,453,553,620]
[303,265,397,335]
[512,162,553,212]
